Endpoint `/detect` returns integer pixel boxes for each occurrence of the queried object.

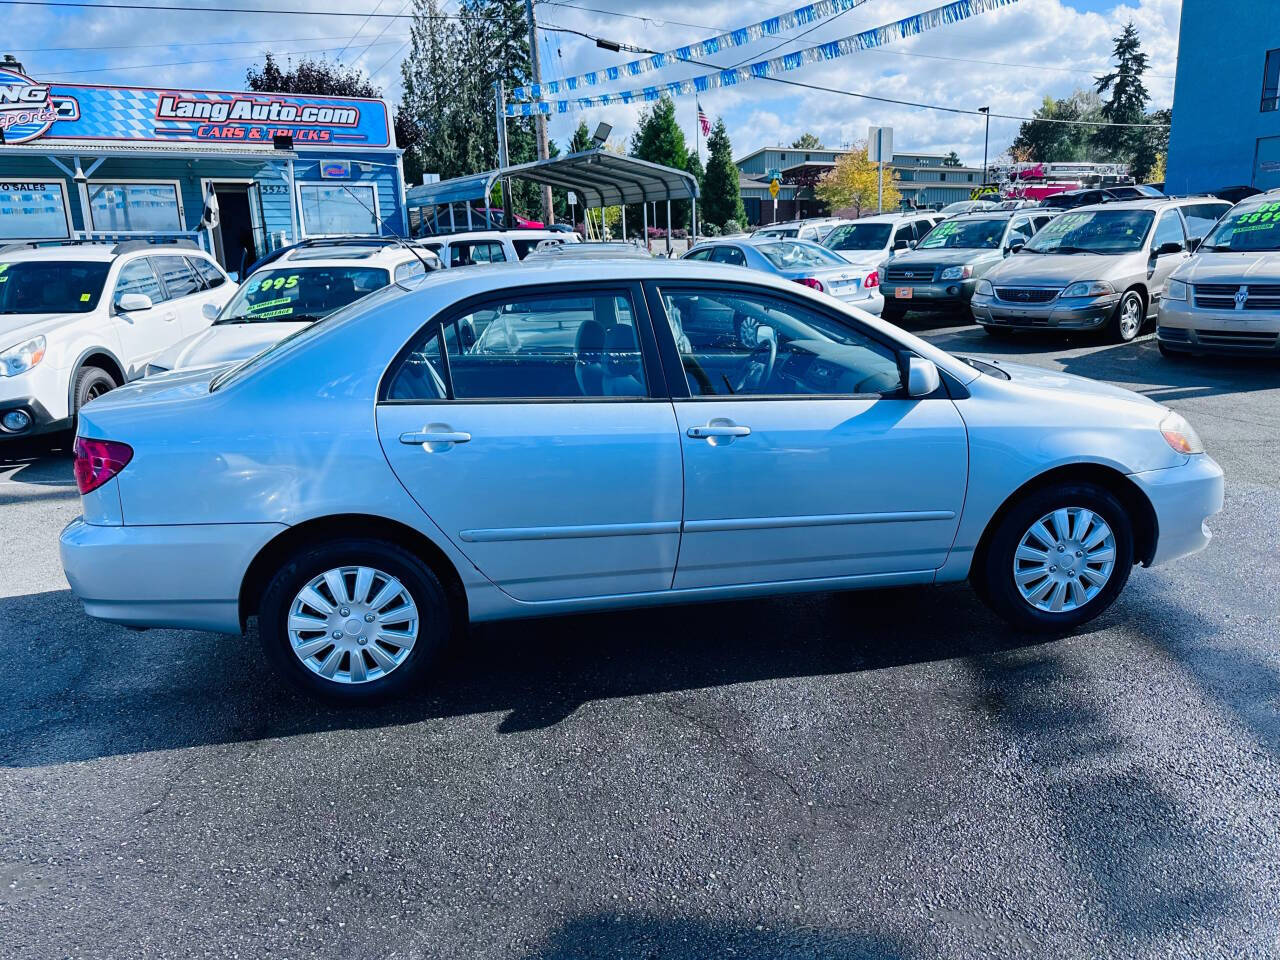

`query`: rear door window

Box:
[153,255,202,300]
[710,246,747,266]
[190,257,227,289]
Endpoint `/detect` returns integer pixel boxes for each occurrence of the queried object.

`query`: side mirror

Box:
[116,293,153,313]
[893,239,911,251]
[1154,241,1184,257]
[906,356,941,398]
[1007,239,1026,255]
[202,302,220,321]
[756,324,776,347]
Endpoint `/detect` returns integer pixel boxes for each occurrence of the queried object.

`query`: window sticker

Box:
[80,293,91,302]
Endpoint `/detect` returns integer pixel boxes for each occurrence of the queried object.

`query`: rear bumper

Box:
[836,290,884,315]
[1130,455,1224,567]
[60,517,287,633]
[971,294,1118,330]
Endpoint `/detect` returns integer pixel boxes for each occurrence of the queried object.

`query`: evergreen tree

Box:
[1010,90,1103,163]
[1093,22,1150,165]
[702,118,746,230]
[942,151,961,167]
[629,97,692,231]
[791,132,823,149]
[568,119,592,154]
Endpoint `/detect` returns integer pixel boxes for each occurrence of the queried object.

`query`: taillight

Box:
[73,437,133,494]
[795,277,824,292]
[864,270,879,289]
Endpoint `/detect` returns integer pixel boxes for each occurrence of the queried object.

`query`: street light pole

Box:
[979,106,991,185]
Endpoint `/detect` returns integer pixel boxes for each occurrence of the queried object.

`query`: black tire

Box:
[881,304,906,324]
[1107,289,1146,343]
[259,538,451,703]
[72,365,117,419]
[976,483,1134,633]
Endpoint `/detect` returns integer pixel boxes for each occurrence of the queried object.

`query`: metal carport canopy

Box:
[405,148,699,209]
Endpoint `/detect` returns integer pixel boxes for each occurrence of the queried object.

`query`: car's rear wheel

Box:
[1108,290,1145,343]
[259,538,450,702]
[977,483,1133,632]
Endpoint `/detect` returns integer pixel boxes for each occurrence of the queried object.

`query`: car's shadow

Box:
[0,584,1064,768]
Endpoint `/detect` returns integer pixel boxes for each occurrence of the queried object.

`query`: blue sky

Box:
[6,0,1181,166]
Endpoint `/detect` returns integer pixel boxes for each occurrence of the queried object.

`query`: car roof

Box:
[1067,197,1210,214]
[434,229,570,243]
[274,243,426,267]
[0,241,214,263]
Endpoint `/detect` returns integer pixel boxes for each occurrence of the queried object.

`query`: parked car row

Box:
[0,229,583,439]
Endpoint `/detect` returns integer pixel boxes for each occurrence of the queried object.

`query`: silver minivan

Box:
[971,198,1231,342]
[1157,193,1280,357]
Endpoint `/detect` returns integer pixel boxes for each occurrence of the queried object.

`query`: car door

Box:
[110,257,171,378]
[376,281,684,603]
[647,280,968,590]
[1148,210,1191,307]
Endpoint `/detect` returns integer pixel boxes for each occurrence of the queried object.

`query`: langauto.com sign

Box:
[0,68,392,148]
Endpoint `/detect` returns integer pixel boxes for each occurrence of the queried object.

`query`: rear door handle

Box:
[399,425,471,450]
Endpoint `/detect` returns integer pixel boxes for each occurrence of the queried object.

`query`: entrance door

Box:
[207,182,260,279]
[647,281,969,590]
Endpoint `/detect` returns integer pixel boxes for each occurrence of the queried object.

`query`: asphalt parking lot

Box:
[2,318,1278,959]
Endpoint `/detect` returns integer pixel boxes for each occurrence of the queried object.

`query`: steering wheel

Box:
[731,336,777,393]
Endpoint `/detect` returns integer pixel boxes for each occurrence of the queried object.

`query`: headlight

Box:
[1160,411,1204,455]
[0,335,46,377]
[1061,280,1116,298]
[940,265,973,280]
[975,279,994,296]
[1165,279,1188,301]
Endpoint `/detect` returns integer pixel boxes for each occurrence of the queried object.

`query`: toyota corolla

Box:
[60,259,1223,702]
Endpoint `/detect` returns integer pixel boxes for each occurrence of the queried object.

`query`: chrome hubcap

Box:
[287,566,418,684]
[1119,297,1141,339]
[1013,507,1115,613]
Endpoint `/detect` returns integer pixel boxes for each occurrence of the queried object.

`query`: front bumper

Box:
[971,294,1119,330]
[1157,298,1280,355]
[60,517,287,634]
[1130,454,1224,567]
[883,278,978,310]
[0,394,64,437]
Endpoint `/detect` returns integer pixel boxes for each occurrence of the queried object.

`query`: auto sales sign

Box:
[0,68,392,148]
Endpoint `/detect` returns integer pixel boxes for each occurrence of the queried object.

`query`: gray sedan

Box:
[684,237,882,313]
[971,198,1230,342]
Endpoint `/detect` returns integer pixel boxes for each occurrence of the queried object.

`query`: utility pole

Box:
[494,81,513,227]
[979,106,991,186]
[524,0,554,224]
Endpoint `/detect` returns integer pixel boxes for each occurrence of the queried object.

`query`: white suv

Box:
[146,238,439,374]
[0,240,233,438]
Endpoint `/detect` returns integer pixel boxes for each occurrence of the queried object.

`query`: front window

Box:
[917,218,1007,250]
[298,183,379,237]
[754,241,845,269]
[88,182,183,232]
[0,181,73,242]
[659,286,903,398]
[1023,209,1155,254]
[1201,199,1280,252]
[823,222,892,252]
[216,266,390,324]
[0,260,110,314]
[1263,48,1280,112]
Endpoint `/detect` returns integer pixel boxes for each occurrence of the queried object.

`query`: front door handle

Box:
[687,419,751,445]
[399,424,472,451]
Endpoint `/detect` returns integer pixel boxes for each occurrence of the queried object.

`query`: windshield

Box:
[217,266,390,324]
[755,228,797,239]
[1024,209,1153,254]
[0,260,110,314]
[917,218,1006,250]
[755,241,845,269]
[1201,200,1280,252]
[823,223,892,251]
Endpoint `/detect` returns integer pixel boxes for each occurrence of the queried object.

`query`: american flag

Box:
[697,101,710,137]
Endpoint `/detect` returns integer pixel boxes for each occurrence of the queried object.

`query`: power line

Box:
[39,36,408,76]
[7,33,403,52]
[336,0,391,61]
[0,0,492,18]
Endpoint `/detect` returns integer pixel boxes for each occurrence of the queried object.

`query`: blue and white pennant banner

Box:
[511,0,878,102]
[508,0,1020,116]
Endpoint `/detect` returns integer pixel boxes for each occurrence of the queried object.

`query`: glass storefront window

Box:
[298,183,379,236]
[88,182,183,233]
[0,180,73,241]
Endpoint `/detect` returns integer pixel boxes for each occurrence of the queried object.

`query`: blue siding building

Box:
[1166,0,1280,194]
[0,65,406,275]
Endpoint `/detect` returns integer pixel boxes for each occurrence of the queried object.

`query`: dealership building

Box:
[0,63,406,275]
[1166,0,1280,194]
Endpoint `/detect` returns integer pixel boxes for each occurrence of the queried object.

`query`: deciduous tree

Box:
[815,144,900,217]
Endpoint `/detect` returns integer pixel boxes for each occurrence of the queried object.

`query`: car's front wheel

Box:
[1108,290,1145,343]
[259,538,450,702]
[977,483,1134,632]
